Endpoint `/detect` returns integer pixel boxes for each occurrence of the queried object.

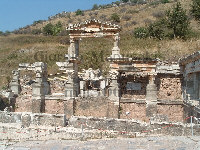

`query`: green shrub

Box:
[191,0,200,23]
[76,9,84,16]
[148,19,167,40]
[43,23,54,35]
[52,21,62,36]
[161,0,169,4]
[134,27,149,38]
[111,13,120,22]
[43,22,63,36]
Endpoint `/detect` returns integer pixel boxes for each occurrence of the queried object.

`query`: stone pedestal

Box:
[10,82,21,95]
[32,83,44,97]
[32,71,46,113]
[65,82,79,98]
[146,75,157,117]
[146,83,157,103]
[10,70,21,95]
[108,79,120,101]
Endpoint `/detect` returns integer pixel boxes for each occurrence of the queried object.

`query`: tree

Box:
[166,2,190,38]
[43,23,54,35]
[191,0,200,23]
[111,13,120,22]
[148,19,167,40]
[52,21,62,36]
[92,4,99,10]
[76,9,84,16]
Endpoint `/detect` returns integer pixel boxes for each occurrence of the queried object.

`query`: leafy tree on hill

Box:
[52,21,62,36]
[111,13,120,22]
[43,23,54,35]
[191,0,200,23]
[166,2,190,38]
[43,22,63,36]
[92,4,99,10]
[76,9,84,16]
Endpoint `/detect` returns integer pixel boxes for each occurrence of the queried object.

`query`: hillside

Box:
[0,0,200,88]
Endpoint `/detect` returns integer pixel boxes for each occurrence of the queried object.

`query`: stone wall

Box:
[156,74,183,100]
[0,111,67,127]
[157,104,184,122]
[74,97,119,118]
[120,75,148,99]
[120,102,148,122]
[15,95,32,112]
[68,116,200,136]
[45,99,65,114]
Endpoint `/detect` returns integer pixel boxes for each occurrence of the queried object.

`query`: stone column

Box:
[146,74,157,117]
[67,38,79,59]
[100,80,106,96]
[110,33,122,59]
[65,38,79,98]
[108,70,120,101]
[10,70,21,95]
[80,80,86,97]
[32,71,45,113]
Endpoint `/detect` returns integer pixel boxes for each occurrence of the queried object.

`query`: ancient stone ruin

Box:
[1,19,200,127]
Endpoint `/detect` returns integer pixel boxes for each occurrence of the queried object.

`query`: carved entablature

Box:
[79,68,103,81]
[66,19,121,38]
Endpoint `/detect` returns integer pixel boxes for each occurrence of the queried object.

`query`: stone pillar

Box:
[146,74,157,117]
[110,33,122,59]
[10,70,21,95]
[100,80,106,96]
[80,80,86,97]
[32,71,45,113]
[108,71,120,101]
[65,38,80,98]
[67,38,79,59]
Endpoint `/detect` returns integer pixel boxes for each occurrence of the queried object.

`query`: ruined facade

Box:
[3,19,200,123]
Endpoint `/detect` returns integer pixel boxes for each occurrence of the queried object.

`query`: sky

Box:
[0,0,117,32]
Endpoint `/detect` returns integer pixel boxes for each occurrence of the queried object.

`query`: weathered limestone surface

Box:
[68,116,200,136]
[74,97,119,118]
[157,104,184,122]
[156,74,183,100]
[45,100,65,114]
[0,111,66,127]
[120,103,148,122]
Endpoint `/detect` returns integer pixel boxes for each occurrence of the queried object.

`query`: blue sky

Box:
[0,0,116,32]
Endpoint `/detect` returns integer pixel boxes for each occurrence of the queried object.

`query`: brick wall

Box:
[156,74,183,100]
[120,103,148,122]
[157,104,184,122]
[74,97,119,118]
[45,100,65,114]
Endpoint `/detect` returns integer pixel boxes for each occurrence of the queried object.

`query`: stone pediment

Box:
[66,19,120,35]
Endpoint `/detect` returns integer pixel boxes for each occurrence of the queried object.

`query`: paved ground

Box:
[1,136,200,150]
